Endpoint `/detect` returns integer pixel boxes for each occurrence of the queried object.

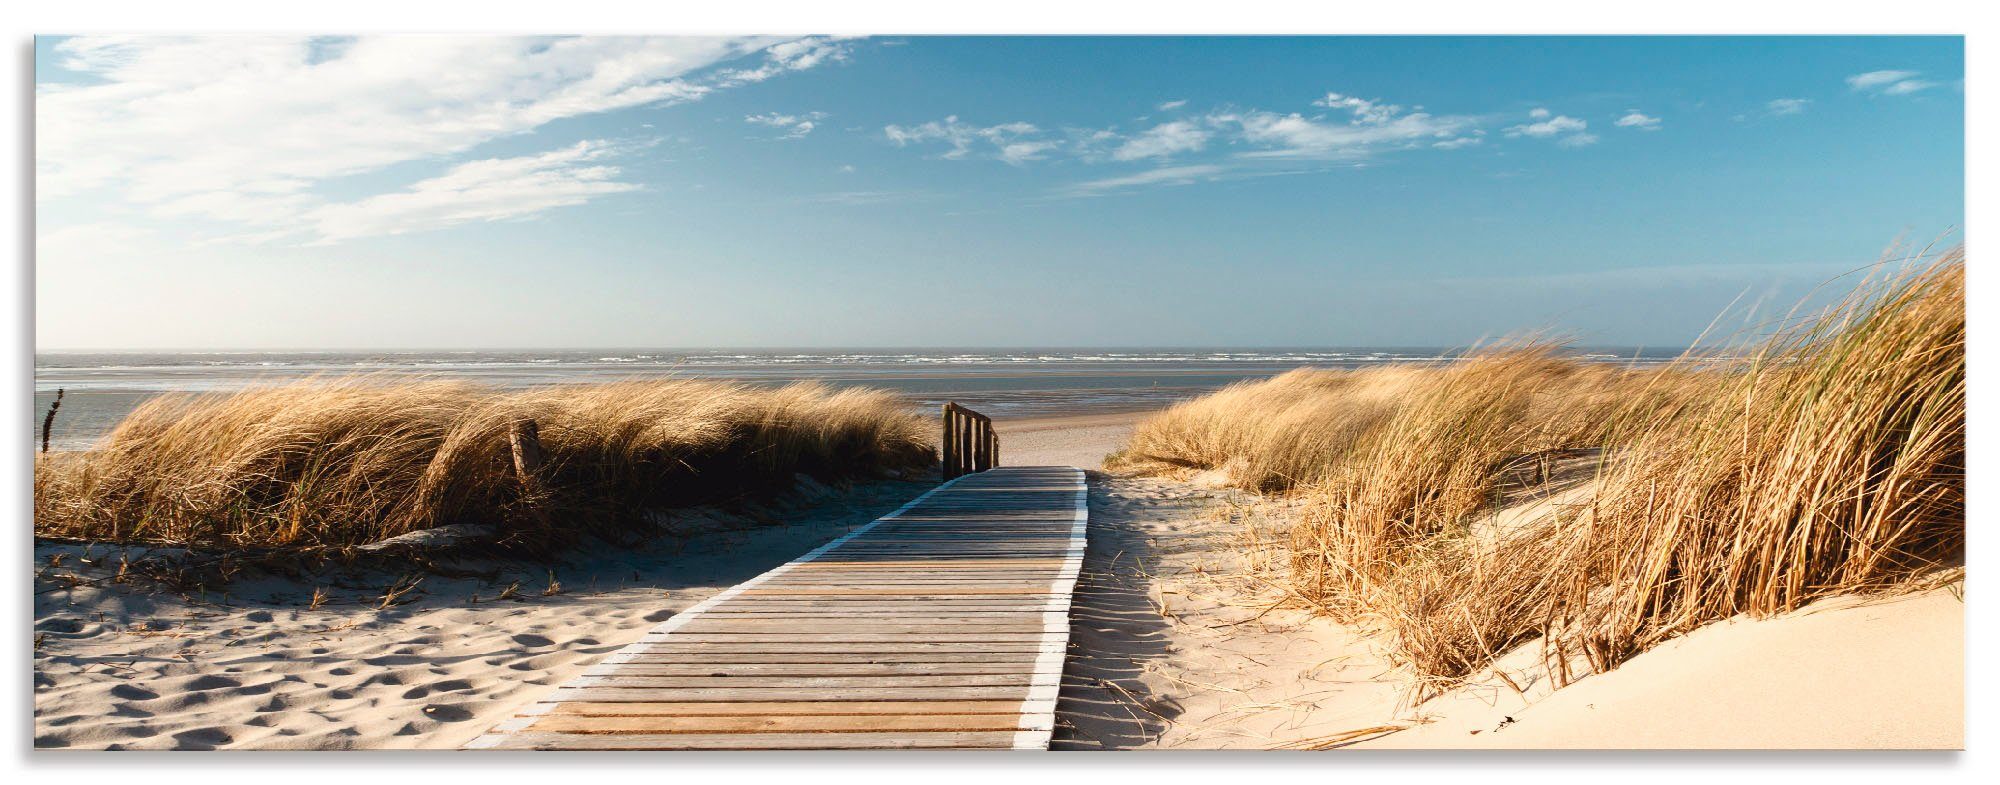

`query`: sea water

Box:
[31,348,1681,450]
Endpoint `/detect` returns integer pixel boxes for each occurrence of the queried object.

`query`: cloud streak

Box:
[1846,69,1936,95]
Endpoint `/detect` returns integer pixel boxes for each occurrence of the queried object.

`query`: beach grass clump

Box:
[1540,251,1965,674]
[1110,248,1964,689]
[33,379,934,551]
[1107,366,1423,490]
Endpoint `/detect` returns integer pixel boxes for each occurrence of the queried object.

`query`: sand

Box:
[995,411,1145,470]
[1365,588,1964,750]
[32,478,937,750]
[1054,475,1409,749]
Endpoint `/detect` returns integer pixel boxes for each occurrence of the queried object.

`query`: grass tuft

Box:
[34,379,934,552]
[1112,248,1965,690]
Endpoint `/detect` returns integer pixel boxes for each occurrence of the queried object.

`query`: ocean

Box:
[31,348,1681,450]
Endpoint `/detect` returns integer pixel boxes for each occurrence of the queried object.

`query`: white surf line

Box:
[1012,466,1088,751]
[465,472,981,750]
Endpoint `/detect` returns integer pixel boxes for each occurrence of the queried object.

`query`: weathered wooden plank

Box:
[469,466,1086,752]
[592,663,1038,677]
[547,686,1032,702]
[474,731,1021,750]
[571,674,1041,689]
[527,713,1041,735]
[624,643,1052,653]
[543,700,1038,716]
[616,648,1040,660]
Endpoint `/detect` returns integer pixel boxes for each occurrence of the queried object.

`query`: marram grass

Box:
[33,379,934,551]
[1113,248,1965,689]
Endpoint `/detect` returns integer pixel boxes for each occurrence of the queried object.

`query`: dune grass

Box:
[1111,248,1965,690]
[33,379,934,552]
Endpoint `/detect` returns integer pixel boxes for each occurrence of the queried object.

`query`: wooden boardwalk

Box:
[467,465,1088,750]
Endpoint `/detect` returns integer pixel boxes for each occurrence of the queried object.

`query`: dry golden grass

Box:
[33,379,934,551]
[1112,248,1965,690]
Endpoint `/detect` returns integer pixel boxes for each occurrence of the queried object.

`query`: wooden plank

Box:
[527,713,1038,735]
[592,663,1038,676]
[611,652,1041,665]
[475,731,1021,750]
[547,686,1033,702]
[571,674,1041,689]
[544,700,1035,716]
[624,643,1052,653]
[469,466,1087,751]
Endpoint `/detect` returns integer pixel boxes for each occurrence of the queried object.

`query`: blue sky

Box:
[35,35,1962,349]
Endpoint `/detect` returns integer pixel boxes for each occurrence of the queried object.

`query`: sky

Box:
[34,35,1963,350]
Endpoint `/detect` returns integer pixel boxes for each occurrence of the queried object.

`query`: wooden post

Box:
[973,419,991,472]
[941,405,957,480]
[509,419,546,491]
[960,415,973,476]
[991,431,1000,469]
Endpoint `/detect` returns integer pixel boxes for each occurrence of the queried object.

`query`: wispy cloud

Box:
[1767,97,1811,116]
[746,111,827,139]
[1846,69,1936,96]
[38,35,848,242]
[1156,99,1188,111]
[1504,109,1596,147]
[883,116,1054,164]
[303,141,641,244]
[1111,120,1211,161]
[1614,110,1662,130]
[712,38,854,86]
[1059,164,1228,197]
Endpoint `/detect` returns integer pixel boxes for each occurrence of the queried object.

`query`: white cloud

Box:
[1312,92,1405,125]
[1502,109,1596,147]
[1614,110,1661,130]
[746,111,827,139]
[1846,69,1937,96]
[1059,164,1227,197]
[1111,120,1211,161]
[1433,134,1483,150]
[713,38,853,86]
[1506,112,1587,138]
[302,140,641,244]
[883,116,1053,164]
[1217,104,1476,160]
[38,35,845,242]
[1881,78,1939,95]
[1767,97,1811,116]
[1157,99,1188,111]
[1845,69,1916,90]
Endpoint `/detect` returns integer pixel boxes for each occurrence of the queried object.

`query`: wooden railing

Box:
[941,402,999,480]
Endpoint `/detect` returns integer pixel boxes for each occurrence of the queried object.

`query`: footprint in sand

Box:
[422,704,473,722]
[109,683,159,701]
[171,728,233,750]
[510,633,554,648]
[184,674,240,691]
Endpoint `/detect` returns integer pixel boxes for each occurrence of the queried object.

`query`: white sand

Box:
[996,412,1144,470]
[33,479,936,750]
[1365,588,1964,750]
[1054,475,1409,748]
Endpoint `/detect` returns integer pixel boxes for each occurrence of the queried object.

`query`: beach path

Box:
[466,465,1087,750]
